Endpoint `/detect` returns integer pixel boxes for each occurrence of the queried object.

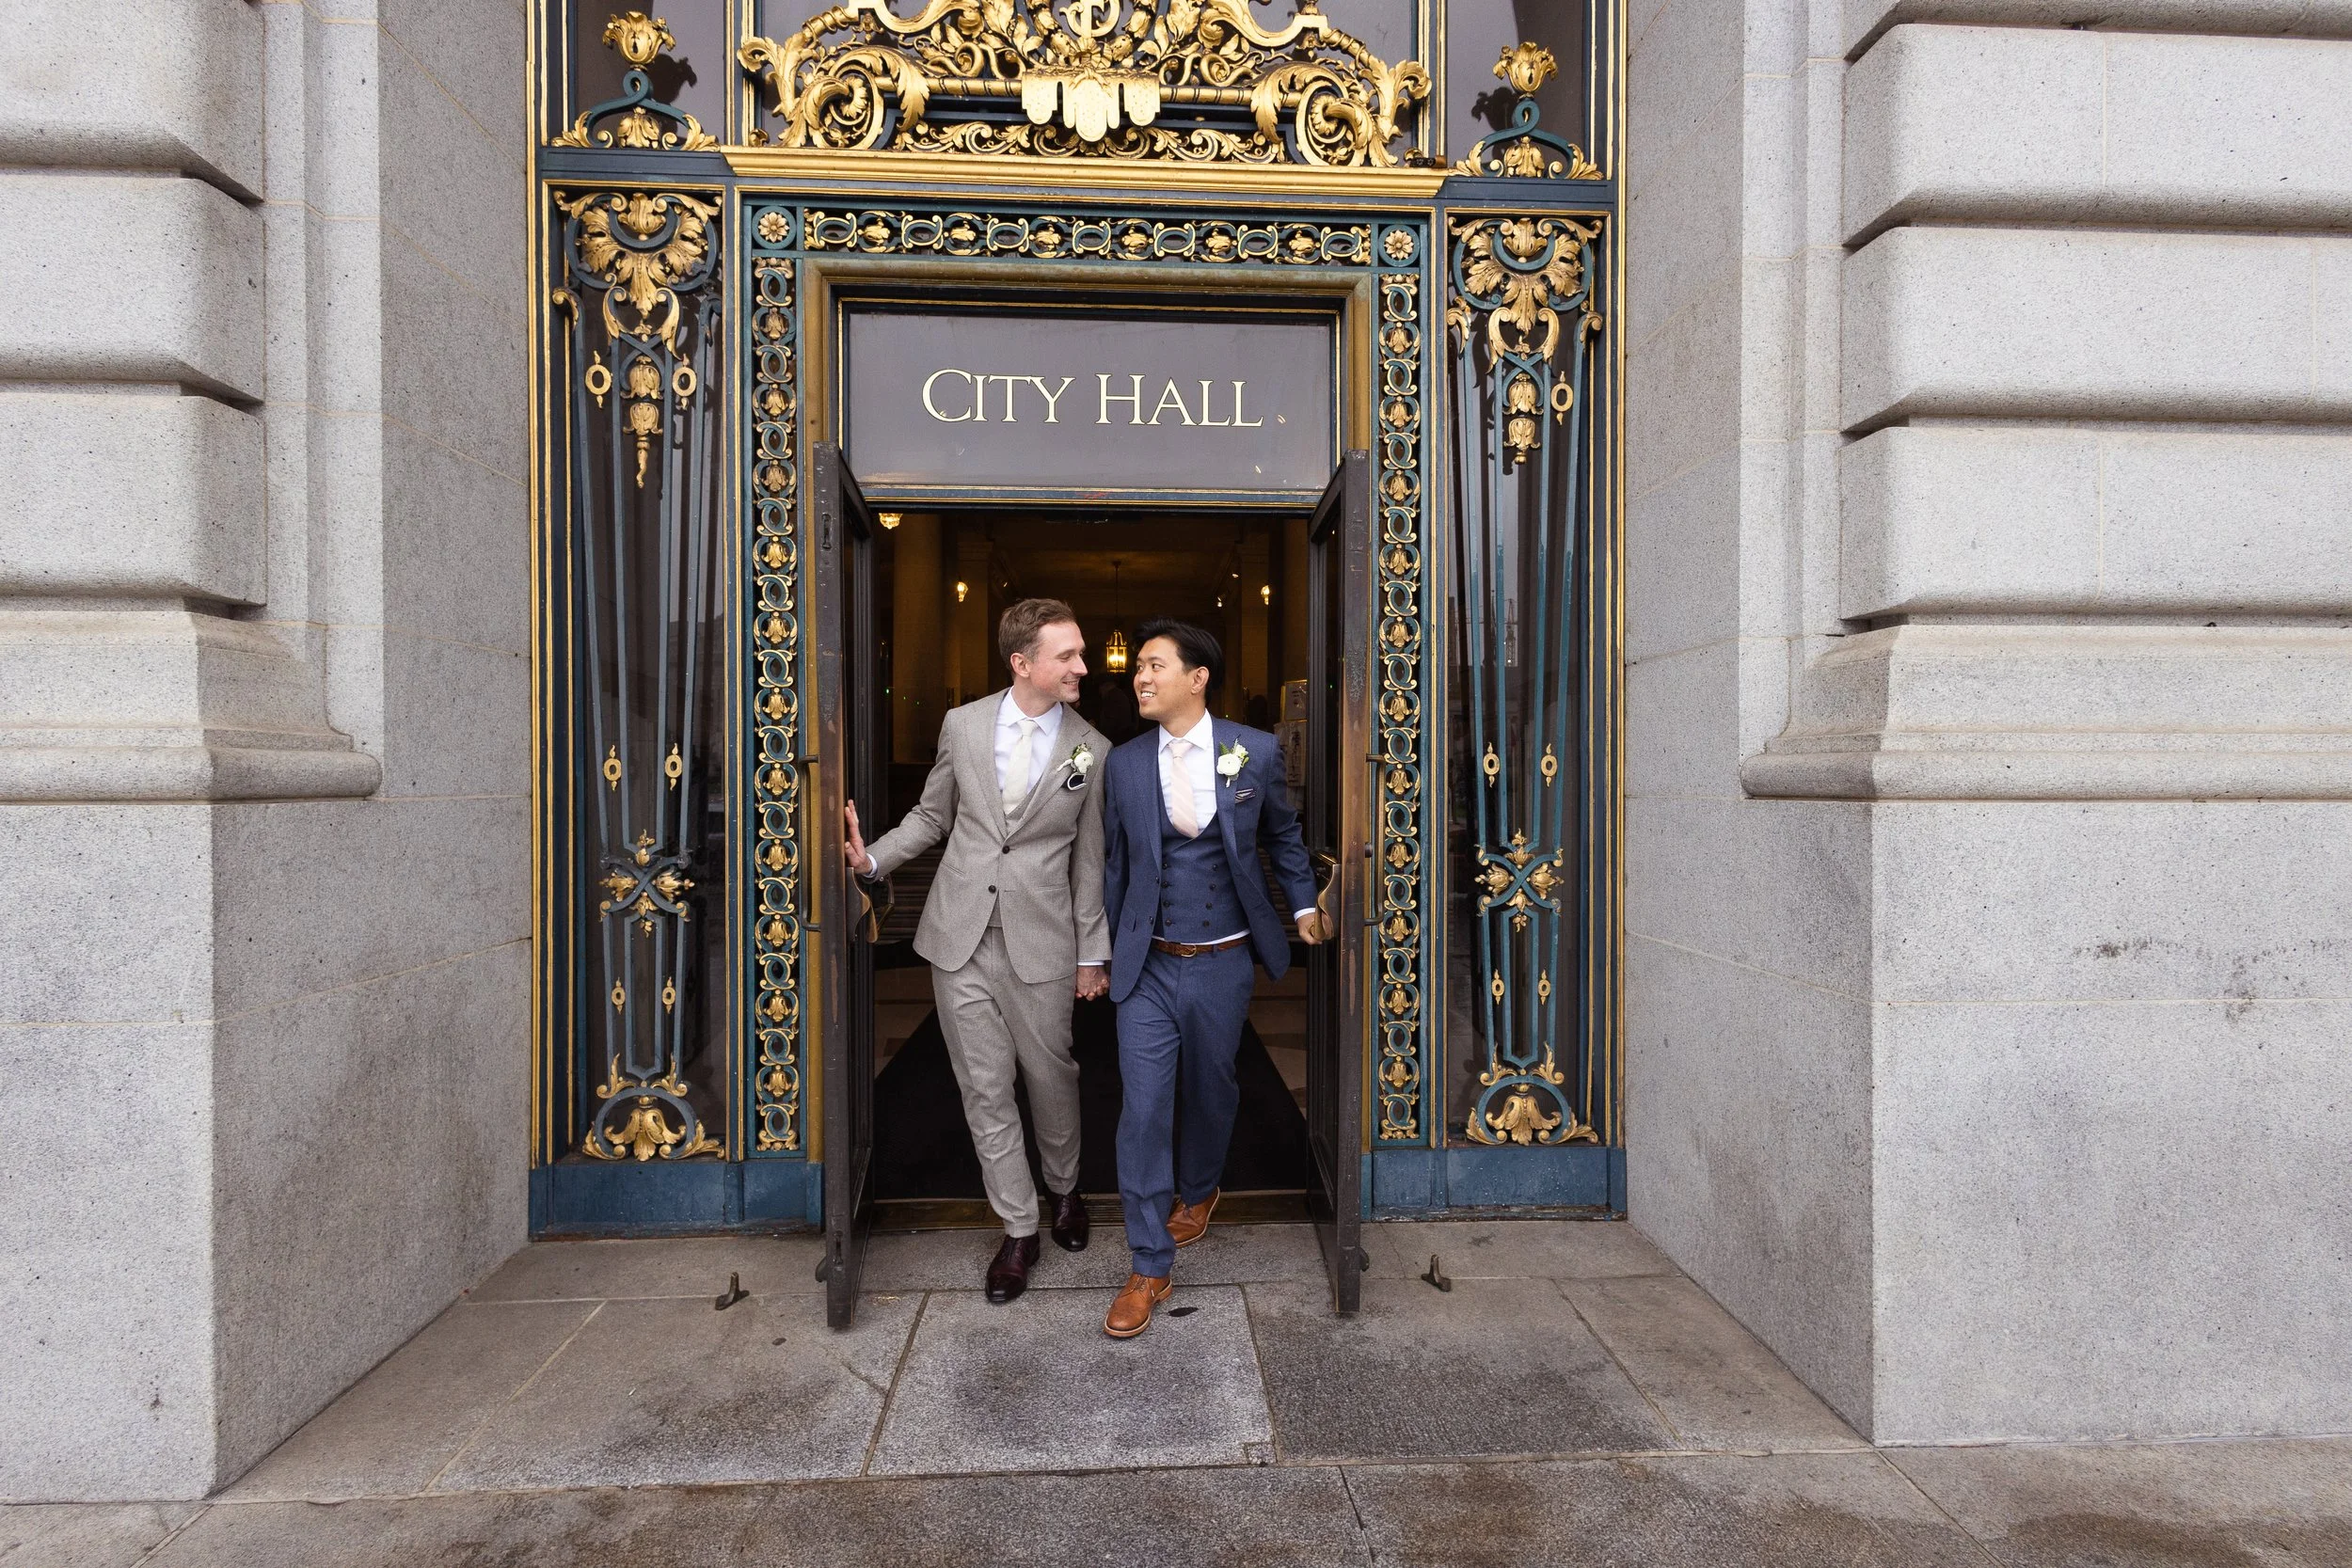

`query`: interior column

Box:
[890,514,944,759]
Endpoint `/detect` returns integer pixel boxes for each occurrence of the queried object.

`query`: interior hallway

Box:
[16,1220,2350,1566]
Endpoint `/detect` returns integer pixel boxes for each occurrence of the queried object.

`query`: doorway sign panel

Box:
[841,307,1339,499]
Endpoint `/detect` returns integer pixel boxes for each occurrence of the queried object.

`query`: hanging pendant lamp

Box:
[1104,559,1130,673]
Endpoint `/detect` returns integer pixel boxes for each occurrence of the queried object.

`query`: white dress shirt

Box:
[995,689,1064,808]
[1155,711,1316,940]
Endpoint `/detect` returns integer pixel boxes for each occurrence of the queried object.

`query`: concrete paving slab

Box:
[0,1502,196,1568]
[748,1466,1372,1566]
[861,1228,1130,1294]
[431,1292,920,1491]
[1890,1435,2352,1567]
[1247,1277,1675,1461]
[469,1234,826,1303]
[1562,1275,1867,1451]
[1363,1218,1676,1281]
[860,1222,1327,1295]
[223,1299,596,1500]
[1343,1452,1996,1567]
[142,1487,774,1568]
[869,1286,1273,1475]
[144,1470,1370,1568]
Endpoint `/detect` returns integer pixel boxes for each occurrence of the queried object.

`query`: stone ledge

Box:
[1844,0,2352,59]
[1846,26,2352,239]
[0,740,380,802]
[1742,743,2352,799]
[1745,623,2352,798]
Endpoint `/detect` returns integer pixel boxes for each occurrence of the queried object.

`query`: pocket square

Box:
[1232,786,1256,802]
[1061,772,1088,792]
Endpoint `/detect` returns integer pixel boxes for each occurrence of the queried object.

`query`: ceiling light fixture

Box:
[1104,560,1130,673]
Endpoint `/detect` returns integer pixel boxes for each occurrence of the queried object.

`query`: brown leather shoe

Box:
[1168,1188,1221,1248]
[1048,1189,1089,1253]
[1104,1272,1173,1338]
[984,1233,1041,1305]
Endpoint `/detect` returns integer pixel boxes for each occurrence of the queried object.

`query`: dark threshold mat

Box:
[871,994,1311,1200]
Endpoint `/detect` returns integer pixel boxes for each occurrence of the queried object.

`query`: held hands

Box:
[842,801,870,876]
[1074,965,1109,1001]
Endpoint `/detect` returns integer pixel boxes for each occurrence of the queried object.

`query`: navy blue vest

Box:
[1158,804,1248,942]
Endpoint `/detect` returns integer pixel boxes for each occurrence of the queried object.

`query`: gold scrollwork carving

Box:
[1373,259,1427,1144]
[555,10,720,150]
[739,0,1428,167]
[1451,44,1604,181]
[1446,214,1602,466]
[748,234,805,1154]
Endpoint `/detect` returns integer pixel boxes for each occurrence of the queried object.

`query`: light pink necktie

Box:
[1163,739,1200,838]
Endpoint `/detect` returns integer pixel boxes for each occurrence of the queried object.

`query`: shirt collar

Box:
[1000,689,1059,731]
[1157,710,1216,754]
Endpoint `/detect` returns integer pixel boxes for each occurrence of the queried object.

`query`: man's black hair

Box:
[1135,617,1224,703]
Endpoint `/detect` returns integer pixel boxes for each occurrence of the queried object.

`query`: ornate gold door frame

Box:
[740,203,1434,1175]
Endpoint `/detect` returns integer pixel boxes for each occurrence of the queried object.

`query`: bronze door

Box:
[810,442,885,1328]
[1305,450,1373,1313]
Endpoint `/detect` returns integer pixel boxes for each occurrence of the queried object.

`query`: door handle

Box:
[796,753,823,932]
[1311,850,1338,942]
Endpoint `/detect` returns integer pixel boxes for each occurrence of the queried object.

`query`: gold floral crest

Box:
[739,0,1430,166]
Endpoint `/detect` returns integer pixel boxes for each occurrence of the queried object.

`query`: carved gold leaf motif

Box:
[740,0,1428,166]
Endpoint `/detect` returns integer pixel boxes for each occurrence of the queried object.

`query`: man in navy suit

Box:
[1098,620,1322,1338]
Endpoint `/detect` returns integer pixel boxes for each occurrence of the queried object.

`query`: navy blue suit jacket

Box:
[1101,718,1319,1004]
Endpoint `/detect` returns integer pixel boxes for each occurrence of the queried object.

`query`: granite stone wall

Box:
[0,0,530,1500]
[1626,0,2352,1440]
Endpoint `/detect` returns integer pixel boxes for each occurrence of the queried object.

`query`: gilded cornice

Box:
[723,143,1446,197]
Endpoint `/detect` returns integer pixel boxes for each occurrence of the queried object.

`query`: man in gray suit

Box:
[843,598,1111,1304]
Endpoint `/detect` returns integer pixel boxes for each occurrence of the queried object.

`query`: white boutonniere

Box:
[1062,743,1093,790]
[1216,742,1248,780]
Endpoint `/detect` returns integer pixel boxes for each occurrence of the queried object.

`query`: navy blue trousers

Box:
[1115,942,1256,1276]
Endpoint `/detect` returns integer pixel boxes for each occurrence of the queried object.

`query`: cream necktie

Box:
[1163,738,1200,838]
[1004,716,1037,818]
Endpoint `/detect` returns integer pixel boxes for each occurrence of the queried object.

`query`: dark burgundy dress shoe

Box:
[985,1233,1041,1304]
[1048,1189,1090,1252]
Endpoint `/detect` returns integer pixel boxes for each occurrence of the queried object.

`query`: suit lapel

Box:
[1211,718,1244,874]
[970,700,1011,841]
[1003,709,1084,845]
[1138,736,1164,872]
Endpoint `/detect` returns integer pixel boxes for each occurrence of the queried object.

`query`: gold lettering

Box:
[1150,379,1196,427]
[984,373,1022,422]
[922,368,976,423]
[1029,374,1074,423]
[1231,380,1263,428]
[1099,372,1144,425]
[1197,380,1233,428]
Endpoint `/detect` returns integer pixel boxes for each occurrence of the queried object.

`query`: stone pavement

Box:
[11,1220,2351,1567]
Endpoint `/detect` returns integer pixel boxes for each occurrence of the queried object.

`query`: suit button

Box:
[1001,846,1010,854]
[986,885,995,894]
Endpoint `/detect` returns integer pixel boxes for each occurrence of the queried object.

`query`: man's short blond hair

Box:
[997,597,1078,667]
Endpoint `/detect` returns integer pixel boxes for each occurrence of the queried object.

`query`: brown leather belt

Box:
[1150,935,1250,958]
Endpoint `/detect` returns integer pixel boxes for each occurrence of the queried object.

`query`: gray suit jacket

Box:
[863,693,1111,983]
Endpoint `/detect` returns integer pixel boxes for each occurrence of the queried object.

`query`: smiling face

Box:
[1009,618,1087,709]
[1132,635,1210,729]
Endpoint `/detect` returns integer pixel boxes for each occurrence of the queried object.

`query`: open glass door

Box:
[810,442,883,1328]
[1305,450,1373,1313]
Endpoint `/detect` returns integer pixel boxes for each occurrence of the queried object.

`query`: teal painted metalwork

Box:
[1444,207,1605,1148]
[553,187,729,1163]
[745,200,808,1155]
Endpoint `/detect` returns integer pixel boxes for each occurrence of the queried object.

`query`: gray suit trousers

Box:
[930,925,1082,1235]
